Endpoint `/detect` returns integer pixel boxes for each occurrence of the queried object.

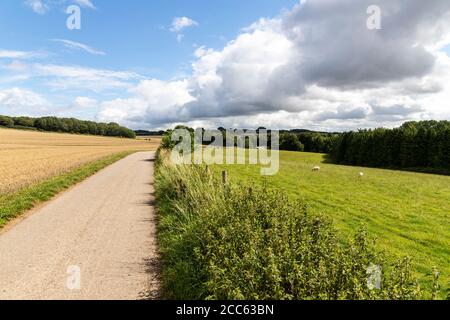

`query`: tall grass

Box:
[155,150,440,300]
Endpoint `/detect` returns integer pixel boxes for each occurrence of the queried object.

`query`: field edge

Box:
[0,151,138,229]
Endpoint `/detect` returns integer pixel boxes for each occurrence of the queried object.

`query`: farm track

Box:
[0,152,160,300]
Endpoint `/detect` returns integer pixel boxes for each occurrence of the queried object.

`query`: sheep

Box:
[359,172,364,177]
[312,166,321,172]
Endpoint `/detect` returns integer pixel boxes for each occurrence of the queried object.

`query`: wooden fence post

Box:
[222,170,228,184]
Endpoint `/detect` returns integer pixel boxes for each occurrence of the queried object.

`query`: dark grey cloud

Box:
[282,0,449,89]
[99,0,450,129]
[315,106,369,121]
[180,0,450,121]
[370,104,423,116]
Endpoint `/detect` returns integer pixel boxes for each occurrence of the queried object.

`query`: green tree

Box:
[0,115,14,127]
[280,133,304,152]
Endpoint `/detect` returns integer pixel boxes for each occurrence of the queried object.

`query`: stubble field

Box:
[0,128,160,195]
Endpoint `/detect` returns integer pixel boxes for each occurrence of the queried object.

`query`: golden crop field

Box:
[0,128,161,195]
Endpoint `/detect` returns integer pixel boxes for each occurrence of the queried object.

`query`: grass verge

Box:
[154,150,442,300]
[212,150,450,294]
[0,151,136,228]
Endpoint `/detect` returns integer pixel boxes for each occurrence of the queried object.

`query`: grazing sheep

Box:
[359,172,364,177]
[312,166,321,172]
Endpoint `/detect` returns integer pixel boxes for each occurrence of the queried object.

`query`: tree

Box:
[13,116,35,127]
[280,133,304,152]
[1,114,136,138]
[0,115,14,127]
[329,120,450,172]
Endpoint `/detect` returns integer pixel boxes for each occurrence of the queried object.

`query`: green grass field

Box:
[212,151,450,292]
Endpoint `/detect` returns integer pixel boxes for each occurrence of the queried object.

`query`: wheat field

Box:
[0,128,161,195]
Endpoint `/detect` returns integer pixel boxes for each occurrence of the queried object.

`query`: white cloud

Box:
[15,0,450,130]
[0,50,36,59]
[0,88,95,119]
[94,0,450,130]
[71,96,97,109]
[52,39,106,56]
[0,75,31,85]
[25,0,49,14]
[4,60,29,72]
[33,64,141,92]
[0,87,48,107]
[73,0,95,10]
[98,79,195,126]
[170,17,198,33]
[24,0,96,14]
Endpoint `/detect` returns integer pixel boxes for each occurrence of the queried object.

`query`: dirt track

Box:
[0,152,159,300]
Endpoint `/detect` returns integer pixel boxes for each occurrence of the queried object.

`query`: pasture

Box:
[212,150,450,291]
[0,128,160,195]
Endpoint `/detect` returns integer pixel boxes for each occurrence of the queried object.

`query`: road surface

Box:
[0,152,160,300]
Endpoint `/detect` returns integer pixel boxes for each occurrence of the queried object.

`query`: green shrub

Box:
[155,151,439,300]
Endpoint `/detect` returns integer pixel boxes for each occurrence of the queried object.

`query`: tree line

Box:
[160,126,338,153]
[330,121,450,170]
[160,121,450,172]
[280,131,339,153]
[0,115,136,138]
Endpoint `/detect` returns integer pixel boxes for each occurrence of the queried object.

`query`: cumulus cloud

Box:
[170,17,198,32]
[0,87,50,117]
[71,96,97,109]
[98,79,195,126]
[52,39,106,56]
[94,0,450,130]
[0,88,100,119]
[16,0,450,130]
[0,87,47,107]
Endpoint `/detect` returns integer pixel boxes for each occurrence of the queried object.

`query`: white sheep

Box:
[359,172,364,177]
[312,166,321,172]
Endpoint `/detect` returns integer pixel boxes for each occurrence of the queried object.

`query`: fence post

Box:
[222,170,228,184]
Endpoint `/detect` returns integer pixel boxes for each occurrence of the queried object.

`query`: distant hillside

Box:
[0,115,136,139]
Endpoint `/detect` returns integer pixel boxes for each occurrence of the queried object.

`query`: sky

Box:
[0,0,450,131]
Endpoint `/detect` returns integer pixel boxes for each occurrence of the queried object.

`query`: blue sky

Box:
[0,0,296,91]
[1,1,450,130]
[0,0,299,125]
